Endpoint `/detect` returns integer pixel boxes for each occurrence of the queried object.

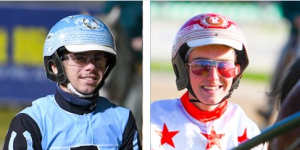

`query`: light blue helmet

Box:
[43,14,117,93]
[43,14,117,57]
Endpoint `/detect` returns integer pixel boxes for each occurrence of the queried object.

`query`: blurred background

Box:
[0,1,142,147]
[151,1,299,131]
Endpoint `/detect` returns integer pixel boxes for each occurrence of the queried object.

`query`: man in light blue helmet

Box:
[4,14,141,150]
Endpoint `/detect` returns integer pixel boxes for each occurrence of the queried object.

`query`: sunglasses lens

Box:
[190,64,210,76]
[190,60,236,78]
[217,62,236,78]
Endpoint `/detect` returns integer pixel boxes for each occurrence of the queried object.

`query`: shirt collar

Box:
[180,91,228,122]
[55,86,98,115]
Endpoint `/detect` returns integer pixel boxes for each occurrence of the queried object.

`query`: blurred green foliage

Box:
[0,107,22,147]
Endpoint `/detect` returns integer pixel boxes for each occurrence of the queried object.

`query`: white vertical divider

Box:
[143,0,150,150]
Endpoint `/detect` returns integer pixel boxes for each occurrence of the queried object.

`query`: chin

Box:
[80,88,97,94]
[202,97,223,105]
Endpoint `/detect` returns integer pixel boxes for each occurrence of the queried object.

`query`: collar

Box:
[180,91,228,122]
[56,85,94,106]
[55,86,98,115]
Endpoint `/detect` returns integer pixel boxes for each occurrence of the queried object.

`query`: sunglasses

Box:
[187,59,237,78]
[62,53,107,68]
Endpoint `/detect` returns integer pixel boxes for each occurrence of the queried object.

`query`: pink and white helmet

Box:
[172,13,249,93]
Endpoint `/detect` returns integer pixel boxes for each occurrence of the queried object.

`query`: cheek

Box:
[189,71,203,86]
[64,67,79,81]
[223,78,234,88]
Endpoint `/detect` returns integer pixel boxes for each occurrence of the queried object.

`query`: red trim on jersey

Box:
[180,91,228,122]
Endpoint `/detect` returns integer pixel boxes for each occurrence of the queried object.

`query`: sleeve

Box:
[3,113,42,150]
[119,111,141,150]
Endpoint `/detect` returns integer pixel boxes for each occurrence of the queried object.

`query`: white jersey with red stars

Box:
[151,92,265,150]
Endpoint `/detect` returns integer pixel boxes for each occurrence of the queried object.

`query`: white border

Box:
[143,0,150,150]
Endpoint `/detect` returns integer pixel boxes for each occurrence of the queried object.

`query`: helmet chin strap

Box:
[188,80,236,106]
[67,83,95,98]
[187,78,231,106]
[189,91,230,106]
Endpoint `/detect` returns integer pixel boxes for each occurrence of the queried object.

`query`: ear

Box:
[51,64,58,75]
[235,64,241,76]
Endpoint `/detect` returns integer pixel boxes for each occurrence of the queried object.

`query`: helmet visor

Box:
[65,44,116,55]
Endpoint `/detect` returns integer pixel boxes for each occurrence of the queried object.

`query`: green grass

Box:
[0,107,22,146]
[242,71,271,83]
[151,61,173,73]
[151,61,271,83]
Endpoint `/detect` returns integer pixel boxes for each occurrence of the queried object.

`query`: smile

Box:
[201,85,223,91]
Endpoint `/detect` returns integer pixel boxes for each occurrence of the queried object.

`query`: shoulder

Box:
[96,96,130,114]
[95,97,132,123]
[227,102,261,134]
[95,97,139,140]
[21,95,55,115]
[151,98,179,110]
[7,113,41,133]
[151,99,181,120]
[22,95,55,112]
[19,95,56,132]
[21,95,55,119]
[4,113,42,150]
[226,102,249,118]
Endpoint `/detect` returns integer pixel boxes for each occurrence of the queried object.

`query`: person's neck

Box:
[56,85,94,106]
[59,84,71,93]
[188,93,224,111]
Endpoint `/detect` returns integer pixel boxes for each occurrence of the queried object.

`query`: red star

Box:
[159,123,179,148]
[201,127,224,150]
[238,128,248,143]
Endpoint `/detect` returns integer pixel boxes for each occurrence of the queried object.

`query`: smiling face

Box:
[59,51,107,94]
[187,45,240,111]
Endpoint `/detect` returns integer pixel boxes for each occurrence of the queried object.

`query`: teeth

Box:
[84,77,96,81]
[203,86,219,90]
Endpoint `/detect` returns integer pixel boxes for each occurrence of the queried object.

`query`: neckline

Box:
[180,91,228,122]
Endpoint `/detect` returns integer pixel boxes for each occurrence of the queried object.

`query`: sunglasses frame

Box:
[187,58,237,78]
[61,52,108,68]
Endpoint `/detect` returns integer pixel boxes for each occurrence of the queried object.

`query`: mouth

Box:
[80,76,99,84]
[84,76,98,80]
[201,85,223,92]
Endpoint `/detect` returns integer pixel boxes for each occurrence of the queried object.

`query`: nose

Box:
[84,60,97,70]
[206,67,220,81]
